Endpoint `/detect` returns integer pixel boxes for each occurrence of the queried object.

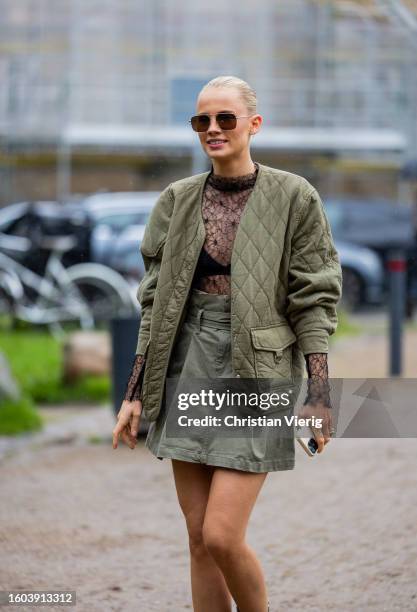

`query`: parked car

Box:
[108,227,146,280]
[74,192,157,267]
[335,240,384,311]
[324,198,417,313]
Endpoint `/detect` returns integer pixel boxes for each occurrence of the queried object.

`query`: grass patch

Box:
[31,374,110,404]
[87,434,106,444]
[405,317,417,331]
[0,396,43,436]
[331,307,362,342]
[0,328,110,405]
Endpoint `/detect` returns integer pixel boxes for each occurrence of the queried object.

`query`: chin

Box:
[206,148,232,159]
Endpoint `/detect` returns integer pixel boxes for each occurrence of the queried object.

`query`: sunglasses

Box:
[189,112,253,132]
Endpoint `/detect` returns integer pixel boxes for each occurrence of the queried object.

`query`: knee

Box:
[186,522,208,560]
[202,521,240,562]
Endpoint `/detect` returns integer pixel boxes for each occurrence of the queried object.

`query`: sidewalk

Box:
[1,318,417,611]
[1,416,416,611]
[330,316,417,378]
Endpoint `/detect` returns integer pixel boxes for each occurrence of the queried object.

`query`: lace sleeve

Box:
[303,353,332,409]
[123,354,146,402]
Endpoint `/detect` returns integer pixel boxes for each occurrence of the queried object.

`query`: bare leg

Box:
[171,459,232,612]
[202,467,269,612]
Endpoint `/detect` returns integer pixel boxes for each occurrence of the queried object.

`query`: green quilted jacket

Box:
[135,162,342,422]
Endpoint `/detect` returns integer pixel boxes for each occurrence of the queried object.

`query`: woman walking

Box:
[113,76,342,612]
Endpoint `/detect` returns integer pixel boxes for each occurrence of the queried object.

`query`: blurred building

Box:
[0,0,416,204]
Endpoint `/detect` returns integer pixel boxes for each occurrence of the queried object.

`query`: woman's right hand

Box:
[112,399,142,450]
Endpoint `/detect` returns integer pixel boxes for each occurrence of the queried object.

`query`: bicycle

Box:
[0,232,138,338]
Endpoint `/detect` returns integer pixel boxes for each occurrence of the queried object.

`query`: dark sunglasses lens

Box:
[191,115,210,132]
[217,113,237,130]
[190,113,238,131]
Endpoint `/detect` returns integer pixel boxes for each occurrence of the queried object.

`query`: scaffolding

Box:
[0,0,416,174]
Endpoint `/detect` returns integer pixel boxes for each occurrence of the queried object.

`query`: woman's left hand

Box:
[297,402,333,453]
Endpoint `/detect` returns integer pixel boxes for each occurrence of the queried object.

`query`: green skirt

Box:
[145,288,295,473]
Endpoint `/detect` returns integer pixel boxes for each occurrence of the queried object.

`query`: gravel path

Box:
[1,320,417,611]
[1,423,417,611]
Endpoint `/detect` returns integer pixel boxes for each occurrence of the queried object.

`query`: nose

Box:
[207,116,222,133]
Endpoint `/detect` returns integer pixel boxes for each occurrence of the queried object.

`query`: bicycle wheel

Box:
[65,263,138,330]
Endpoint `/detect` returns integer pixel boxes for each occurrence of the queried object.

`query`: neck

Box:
[211,156,256,177]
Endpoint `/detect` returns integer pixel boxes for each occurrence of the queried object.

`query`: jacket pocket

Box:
[250,322,297,385]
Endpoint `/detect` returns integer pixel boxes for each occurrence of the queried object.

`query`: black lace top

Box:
[190,162,259,292]
[123,162,331,410]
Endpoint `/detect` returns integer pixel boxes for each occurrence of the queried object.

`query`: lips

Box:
[207,140,227,147]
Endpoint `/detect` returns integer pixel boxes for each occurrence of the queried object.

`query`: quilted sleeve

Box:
[135,183,175,355]
[285,188,343,355]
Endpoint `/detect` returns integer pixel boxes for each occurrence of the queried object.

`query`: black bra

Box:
[192,247,231,285]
